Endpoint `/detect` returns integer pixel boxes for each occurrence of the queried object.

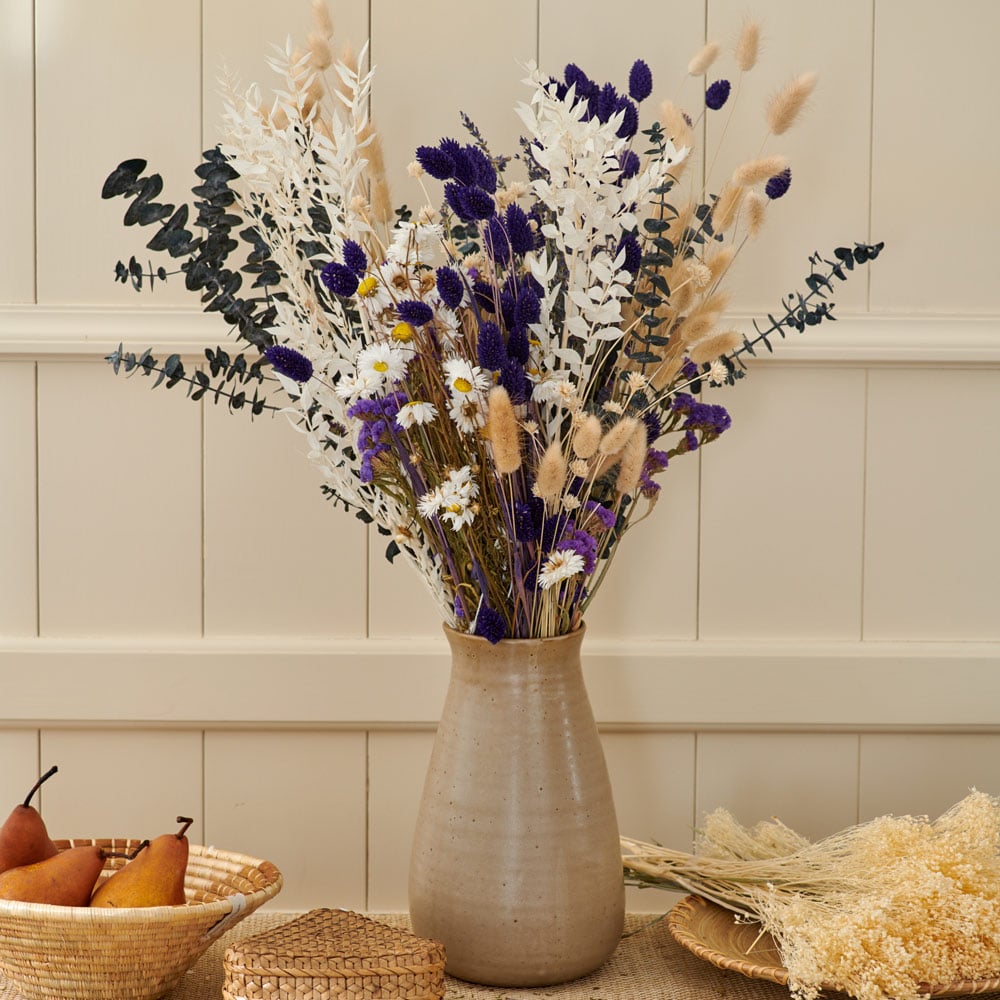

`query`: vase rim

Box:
[442,622,586,644]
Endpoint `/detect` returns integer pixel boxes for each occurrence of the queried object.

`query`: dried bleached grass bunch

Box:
[622,790,1000,1000]
[104,7,880,640]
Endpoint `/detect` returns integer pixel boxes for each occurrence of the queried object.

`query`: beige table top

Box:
[0,910,801,1000]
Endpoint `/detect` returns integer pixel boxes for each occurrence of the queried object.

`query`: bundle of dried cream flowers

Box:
[622,790,1000,1000]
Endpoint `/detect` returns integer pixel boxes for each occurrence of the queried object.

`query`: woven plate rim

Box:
[666,894,1000,998]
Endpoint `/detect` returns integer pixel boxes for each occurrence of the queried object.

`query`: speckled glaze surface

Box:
[408,624,625,987]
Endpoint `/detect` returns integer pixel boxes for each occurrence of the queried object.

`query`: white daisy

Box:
[396,400,438,430]
[357,342,408,386]
[417,485,444,519]
[538,549,586,590]
[449,393,486,434]
[443,357,490,395]
[438,467,479,530]
[532,373,574,404]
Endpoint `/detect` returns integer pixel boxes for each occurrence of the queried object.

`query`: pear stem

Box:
[127,840,150,860]
[23,765,58,809]
[175,817,194,839]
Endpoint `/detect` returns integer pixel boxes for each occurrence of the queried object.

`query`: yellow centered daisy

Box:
[373,360,389,373]
[392,322,415,342]
[453,377,473,393]
[357,276,379,297]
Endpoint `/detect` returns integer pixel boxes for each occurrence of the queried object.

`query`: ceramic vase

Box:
[408,623,625,986]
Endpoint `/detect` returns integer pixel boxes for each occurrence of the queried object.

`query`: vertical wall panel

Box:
[39,729,203,842]
[35,0,201,306]
[0,363,37,636]
[865,368,1000,640]
[859,734,1000,822]
[0,733,43,818]
[585,460,700,640]
[539,1,704,104]
[371,1,537,201]
[368,541,446,639]
[0,0,35,303]
[871,2,1000,313]
[706,1,873,314]
[37,363,202,637]
[700,366,866,638]
[368,731,435,911]
[205,730,367,911]
[696,732,859,841]
[604,731,696,913]
[203,405,368,637]
[202,0,370,148]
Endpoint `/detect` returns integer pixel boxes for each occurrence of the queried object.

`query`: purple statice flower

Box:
[514,497,544,544]
[473,603,507,644]
[642,409,662,443]
[356,418,387,454]
[397,299,434,326]
[639,447,670,498]
[415,143,455,180]
[454,592,466,620]
[435,266,465,309]
[684,429,699,451]
[556,526,598,574]
[619,149,641,180]
[583,500,617,531]
[614,96,639,139]
[670,392,696,414]
[264,344,313,383]
[342,239,367,276]
[705,79,731,111]
[765,167,792,200]
[320,261,359,297]
[680,399,732,437]
[476,321,506,371]
[628,59,653,102]
[681,358,700,381]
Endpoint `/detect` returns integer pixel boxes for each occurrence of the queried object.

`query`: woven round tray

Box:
[0,838,282,1000]
[667,894,1000,998]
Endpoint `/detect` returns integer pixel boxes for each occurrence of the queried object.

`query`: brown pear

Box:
[90,817,193,908]
[0,844,106,906]
[0,766,60,875]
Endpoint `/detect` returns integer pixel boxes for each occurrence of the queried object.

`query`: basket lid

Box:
[223,908,445,976]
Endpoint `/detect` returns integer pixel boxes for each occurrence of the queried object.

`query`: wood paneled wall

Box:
[1,1,998,912]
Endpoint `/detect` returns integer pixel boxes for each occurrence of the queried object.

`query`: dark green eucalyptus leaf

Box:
[101,159,148,199]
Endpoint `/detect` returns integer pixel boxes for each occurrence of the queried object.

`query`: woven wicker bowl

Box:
[0,838,282,1000]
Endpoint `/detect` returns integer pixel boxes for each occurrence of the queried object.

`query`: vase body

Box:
[408,624,625,986]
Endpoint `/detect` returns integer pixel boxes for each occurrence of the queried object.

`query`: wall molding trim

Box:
[2,636,997,728]
[1,306,999,363]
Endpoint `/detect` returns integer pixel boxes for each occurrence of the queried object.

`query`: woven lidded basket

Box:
[0,838,282,1000]
[223,908,446,1000]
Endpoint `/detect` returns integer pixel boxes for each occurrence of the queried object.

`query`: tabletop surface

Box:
[0,909,808,1000]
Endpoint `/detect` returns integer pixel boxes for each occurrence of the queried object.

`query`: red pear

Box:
[0,766,60,875]
[0,844,106,906]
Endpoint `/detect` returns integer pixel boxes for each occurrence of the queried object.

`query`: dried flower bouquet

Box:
[623,790,1000,1000]
[103,6,881,640]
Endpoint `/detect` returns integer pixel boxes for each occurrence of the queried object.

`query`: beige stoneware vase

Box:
[408,623,625,986]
